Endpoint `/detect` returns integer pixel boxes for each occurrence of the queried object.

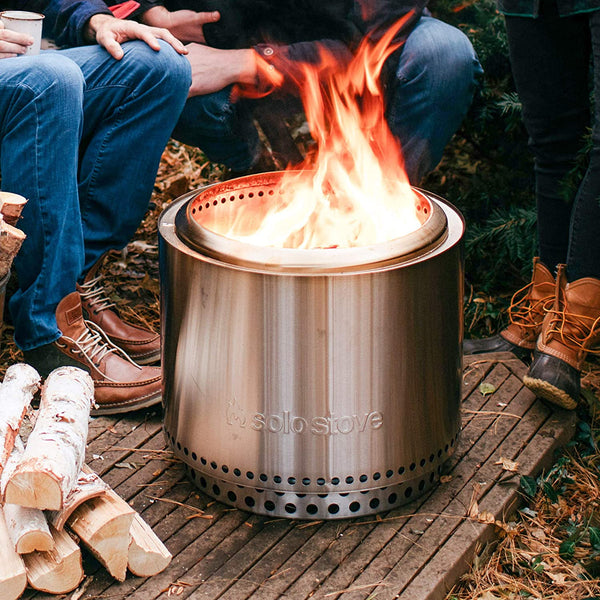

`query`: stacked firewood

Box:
[0,364,172,600]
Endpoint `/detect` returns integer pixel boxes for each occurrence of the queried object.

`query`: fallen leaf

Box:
[495,457,519,472]
[479,382,496,396]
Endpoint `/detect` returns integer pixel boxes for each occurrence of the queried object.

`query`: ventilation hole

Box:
[331,477,340,485]
[388,493,398,504]
[369,498,380,509]
[212,200,218,206]
[176,442,182,451]
[285,503,297,514]
[212,484,221,496]
[386,470,394,478]
[265,500,276,511]
[409,463,416,471]
[399,466,405,475]
[445,444,449,452]
[259,473,268,482]
[359,475,368,483]
[306,504,319,515]
[189,469,196,480]
[423,207,429,214]
[222,465,229,473]
[256,489,265,494]
[451,438,455,446]
[420,459,426,467]
[430,473,435,483]
[296,493,306,498]
[268,189,274,195]
[210,461,217,470]
[373,472,381,481]
[345,476,354,484]
[227,491,237,502]
[404,486,413,498]
[438,449,443,458]
[328,504,340,515]
[229,196,235,201]
[349,501,361,513]
[191,452,197,461]
[318,493,328,498]
[199,477,207,488]
[429,454,435,463]
[317,478,326,486]
[302,478,311,486]
[258,190,264,197]
[233,468,241,476]
[339,493,349,497]
[239,194,244,199]
[183,447,189,456]
[418,480,425,491]
[248,192,254,198]
[275,491,284,497]
[245,496,255,508]
[437,465,443,474]
[205,202,210,209]
[360,490,369,495]
[192,207,196,214]
[201,457,207,465]
[274,476,282,483]
[288,477,296,485]
[246,471,255,480]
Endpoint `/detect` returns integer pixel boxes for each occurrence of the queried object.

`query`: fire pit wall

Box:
[158,175,465,520]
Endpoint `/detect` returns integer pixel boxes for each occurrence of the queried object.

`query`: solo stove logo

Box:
[226,398,383,435]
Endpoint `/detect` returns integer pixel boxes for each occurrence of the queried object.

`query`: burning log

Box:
[0,192,27,226]
[67,487,135,582]
[0,507,27,600]
[22,526,83,594]
[0,364,40,480]
[2,437,54,553]
[128,513,172,577]
[3,367,94,510]
[0,215,26,281]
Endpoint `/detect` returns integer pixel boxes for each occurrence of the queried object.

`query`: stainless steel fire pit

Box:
[158,172,465,519]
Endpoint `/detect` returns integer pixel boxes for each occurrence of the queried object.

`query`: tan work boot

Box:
[23,292,162,415]
[77,253,160,365]
[463,257,555,361]
[523,266,600,409]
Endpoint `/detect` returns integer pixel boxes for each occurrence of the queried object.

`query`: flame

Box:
[225,17,422,249]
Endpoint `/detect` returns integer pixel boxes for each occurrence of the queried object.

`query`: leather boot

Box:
[77,254,160,365]
[23,292,162,416]
[523,266,600,410]
[463,257,555,361]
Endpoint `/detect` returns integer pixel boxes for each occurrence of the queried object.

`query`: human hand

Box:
[86,13,188,60]
[186,43,256,97]
[0,21,34,58]
[142,7,220,44]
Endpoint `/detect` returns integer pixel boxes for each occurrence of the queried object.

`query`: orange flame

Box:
[226,17,421,249]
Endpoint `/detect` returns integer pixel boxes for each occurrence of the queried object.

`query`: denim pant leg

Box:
[172,87,260,172]
[59,41,192,273]
[386,16,483,184]
[2,53,86,351]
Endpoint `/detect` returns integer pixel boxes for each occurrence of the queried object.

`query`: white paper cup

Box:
[0,11,44,56]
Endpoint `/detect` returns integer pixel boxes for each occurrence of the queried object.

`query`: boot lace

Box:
[508,280,554,332]
[78,274,116,313]
[544,308,600,355]
[59,320,141,382]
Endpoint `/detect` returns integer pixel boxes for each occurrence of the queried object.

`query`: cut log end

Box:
[4,470,62,510]
[0,507,27,600]
[128,513,172,577]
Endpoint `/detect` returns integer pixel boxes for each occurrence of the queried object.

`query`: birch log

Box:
[47,465,110,531]
[67,487,135,582]
[2,436,54,553]
[23,525,83,593]
[128,512,172,577]
[0,507,27,600]
[0,215,26,280]
[0,363,40,480]
[0,191,27,226]
[4,367,94,510]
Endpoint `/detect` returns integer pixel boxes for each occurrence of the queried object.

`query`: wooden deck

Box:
[24,352,576,600]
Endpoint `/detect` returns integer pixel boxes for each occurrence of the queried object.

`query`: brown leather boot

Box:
[77,254,160,365]
[463,257,555,361]
[523,266,600,410]
[23,292,162,416]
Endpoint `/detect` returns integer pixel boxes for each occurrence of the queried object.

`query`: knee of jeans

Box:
[119,40,191,94]
[20,53,84,101]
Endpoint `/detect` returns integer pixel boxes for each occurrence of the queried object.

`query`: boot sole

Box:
[129,351,161,366]
[91,391,162,416]
[522,374,578,410]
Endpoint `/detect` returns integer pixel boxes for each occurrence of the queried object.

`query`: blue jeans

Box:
[2,41,191,351]
[505,4,600,281]
[172,16,483,183]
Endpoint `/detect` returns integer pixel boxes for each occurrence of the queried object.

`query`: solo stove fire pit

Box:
[158,171,465,519]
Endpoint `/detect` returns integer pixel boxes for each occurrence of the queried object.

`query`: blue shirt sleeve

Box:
[42,0,112,47]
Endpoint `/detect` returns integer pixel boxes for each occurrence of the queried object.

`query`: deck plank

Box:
[21,353,576,600]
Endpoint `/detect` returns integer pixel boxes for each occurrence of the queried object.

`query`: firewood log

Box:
[0,191,27,226]
[0,506,27,600]
[23,525,83,593]
[4,367,94,510]
[47,465,110,531]
[67,487,135,582]
[2,436,53,553]
[0,363,40,480]
[128,512,172,577]
[0,215,26,280]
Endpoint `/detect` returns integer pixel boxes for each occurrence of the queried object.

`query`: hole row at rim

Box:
[191,188,280,213]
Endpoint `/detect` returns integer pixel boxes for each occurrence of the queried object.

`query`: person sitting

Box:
[1,0,191,414]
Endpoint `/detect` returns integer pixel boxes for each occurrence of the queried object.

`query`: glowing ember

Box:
[223,17,421,249]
